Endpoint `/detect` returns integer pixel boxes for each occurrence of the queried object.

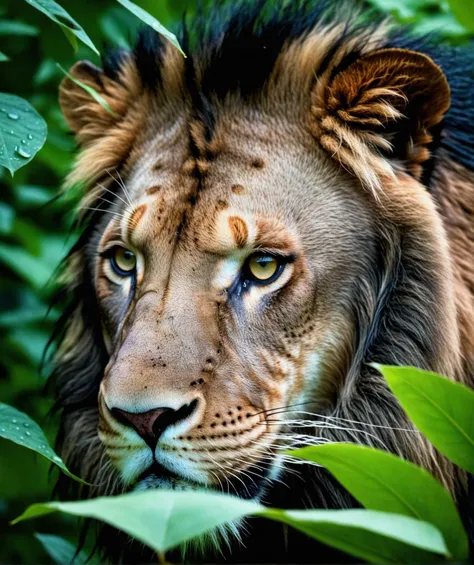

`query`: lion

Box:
[51,0,474,561]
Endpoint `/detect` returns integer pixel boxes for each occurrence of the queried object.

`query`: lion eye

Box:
[110,247,136,276]
[247,253,280,283]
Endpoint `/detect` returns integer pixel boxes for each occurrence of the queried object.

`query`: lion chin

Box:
[132,459,276,500]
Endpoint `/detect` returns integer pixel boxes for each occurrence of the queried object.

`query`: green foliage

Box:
[263,509,448,563]
[34,533,95,565]
[375,365,474,474]
[0,403,88,484]
[116,0,186,56]
[13,491,449,562]
[24,0,99,54]
[288,443,468,560]
[0,94,47,175]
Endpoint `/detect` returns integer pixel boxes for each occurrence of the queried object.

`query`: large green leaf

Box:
[0,94,47,175]
[375,365,474,474]
[13,490,448,562]
[14,491,261,552]
[288,443,467,560]
[116,0,185,57]
[0,403,88,484]
[265,509,447,563]
[35,533,95,565]
[24,0,99,55]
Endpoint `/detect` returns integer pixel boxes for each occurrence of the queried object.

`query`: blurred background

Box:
[0,0,472,562]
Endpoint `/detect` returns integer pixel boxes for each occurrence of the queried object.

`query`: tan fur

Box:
[54,18,473,539]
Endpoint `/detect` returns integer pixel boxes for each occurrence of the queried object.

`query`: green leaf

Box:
[288,443,467,560]
[35,533,94,565]
[0,51,9,62]
[116,0,186,57]
[23,0,99,55]
[13,491,448,562]
[0,93,47,175]
[375,365,474,474]
[0,19,39,36]
[0,403,88,484]
[446,0,474,32]
[264,508,448,563]
[13,490,261,552]
[57,64,117,116]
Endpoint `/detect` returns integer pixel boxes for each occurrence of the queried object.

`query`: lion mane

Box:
[50,1,474,562]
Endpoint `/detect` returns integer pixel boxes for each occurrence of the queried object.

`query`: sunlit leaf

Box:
[57,64,116,115]
[265,508,448,563]
[35,533,95,565]
[116,0,185,57]
[0,403,88,484]
[13,491,448,562]
[13,491,261,551]
[24,0,99,55]
[288,443,467,560]
[375,365,474,474]
[0,93,47,175]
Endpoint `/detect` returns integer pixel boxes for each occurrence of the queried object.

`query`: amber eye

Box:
[247,253,281,283]
[109,247,136,276]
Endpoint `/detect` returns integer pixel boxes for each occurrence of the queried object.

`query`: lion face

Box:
[94,121,375,495]
[55,6,461,514]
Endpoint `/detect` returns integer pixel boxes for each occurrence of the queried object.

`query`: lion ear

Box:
[59,59,140,146]
[312,48,450,190]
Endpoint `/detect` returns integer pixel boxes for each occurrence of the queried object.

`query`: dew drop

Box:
[21,139,27,144]
[8,113,19,120]
[15,426,20,431]
[27,134,33,140]
[20,436,24,441]
[25,431,31,436]
[12,419,17,424]
[23,422,29,428]
[16,147,31,159]
[53,455,61,462]
[1,427,6,433]
[10,130,14,134]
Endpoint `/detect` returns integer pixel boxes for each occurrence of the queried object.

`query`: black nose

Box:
[111,400,198,449]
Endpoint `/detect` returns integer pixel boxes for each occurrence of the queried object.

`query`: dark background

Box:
[0,0,472,562]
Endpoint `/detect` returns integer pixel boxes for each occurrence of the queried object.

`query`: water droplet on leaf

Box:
[8,113,19,120]
[16,147,31,159]
[27,134,33,140]
[25,431,31,436]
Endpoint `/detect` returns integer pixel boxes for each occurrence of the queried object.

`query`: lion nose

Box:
[111,400,198,449]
